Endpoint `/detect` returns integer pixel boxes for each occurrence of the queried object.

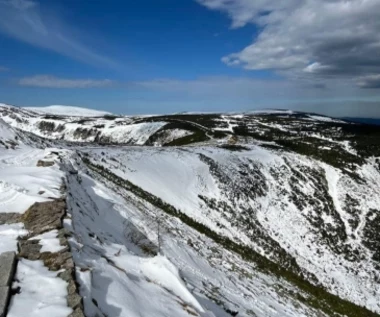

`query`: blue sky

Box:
[0,0,380,117]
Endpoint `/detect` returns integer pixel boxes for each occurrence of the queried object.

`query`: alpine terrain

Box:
[0,102,380,317]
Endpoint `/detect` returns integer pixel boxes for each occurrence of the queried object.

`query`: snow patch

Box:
[29,230,66,253]
[0,223,27,253]
[8,259,72,317]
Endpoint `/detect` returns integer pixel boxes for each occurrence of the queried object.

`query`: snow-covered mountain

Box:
[24,105,112,117]
[0,118,19,149]
[0,104,175,145]
[1,103,380,317]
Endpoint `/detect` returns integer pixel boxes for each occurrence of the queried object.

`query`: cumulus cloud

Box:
[18,75,114,88]
[197,0,380,87]
[0,0,117,68]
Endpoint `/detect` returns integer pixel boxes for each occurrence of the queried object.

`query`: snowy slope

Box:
[0,118,20,149]
[83,145,380,314]
[0,104,188,145]
[24,105,111,117]
[61,150,330,317]
[1,104,380,317]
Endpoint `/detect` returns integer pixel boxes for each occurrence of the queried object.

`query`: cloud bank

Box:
[197,0,380,88]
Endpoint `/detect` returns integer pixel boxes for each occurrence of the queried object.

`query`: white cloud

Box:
[197,0,380,87]
[0,0,117,68]
[18,75,114,88]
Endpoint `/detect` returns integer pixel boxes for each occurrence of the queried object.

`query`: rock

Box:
[57,268,74,282]
[68,307,85,317]
[59,236,69,247]
[57,228,72,240]
[40,251,73,271]
[18,240,42,260]
[0,252,17,287]
[67,280,77,295]
[21,200,66,236]
[36,160,55,167]
[0,287,9,317]
[0,213,21,225]
[67,293,82,310]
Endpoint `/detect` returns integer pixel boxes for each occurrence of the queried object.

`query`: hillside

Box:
[0,104,380,317]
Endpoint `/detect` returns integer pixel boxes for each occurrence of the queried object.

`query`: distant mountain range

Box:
[342,117,380,125]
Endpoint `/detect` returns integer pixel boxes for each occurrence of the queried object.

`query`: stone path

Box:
[17,199,85,317]
[0,198,84,317]
[0,252,16,317]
